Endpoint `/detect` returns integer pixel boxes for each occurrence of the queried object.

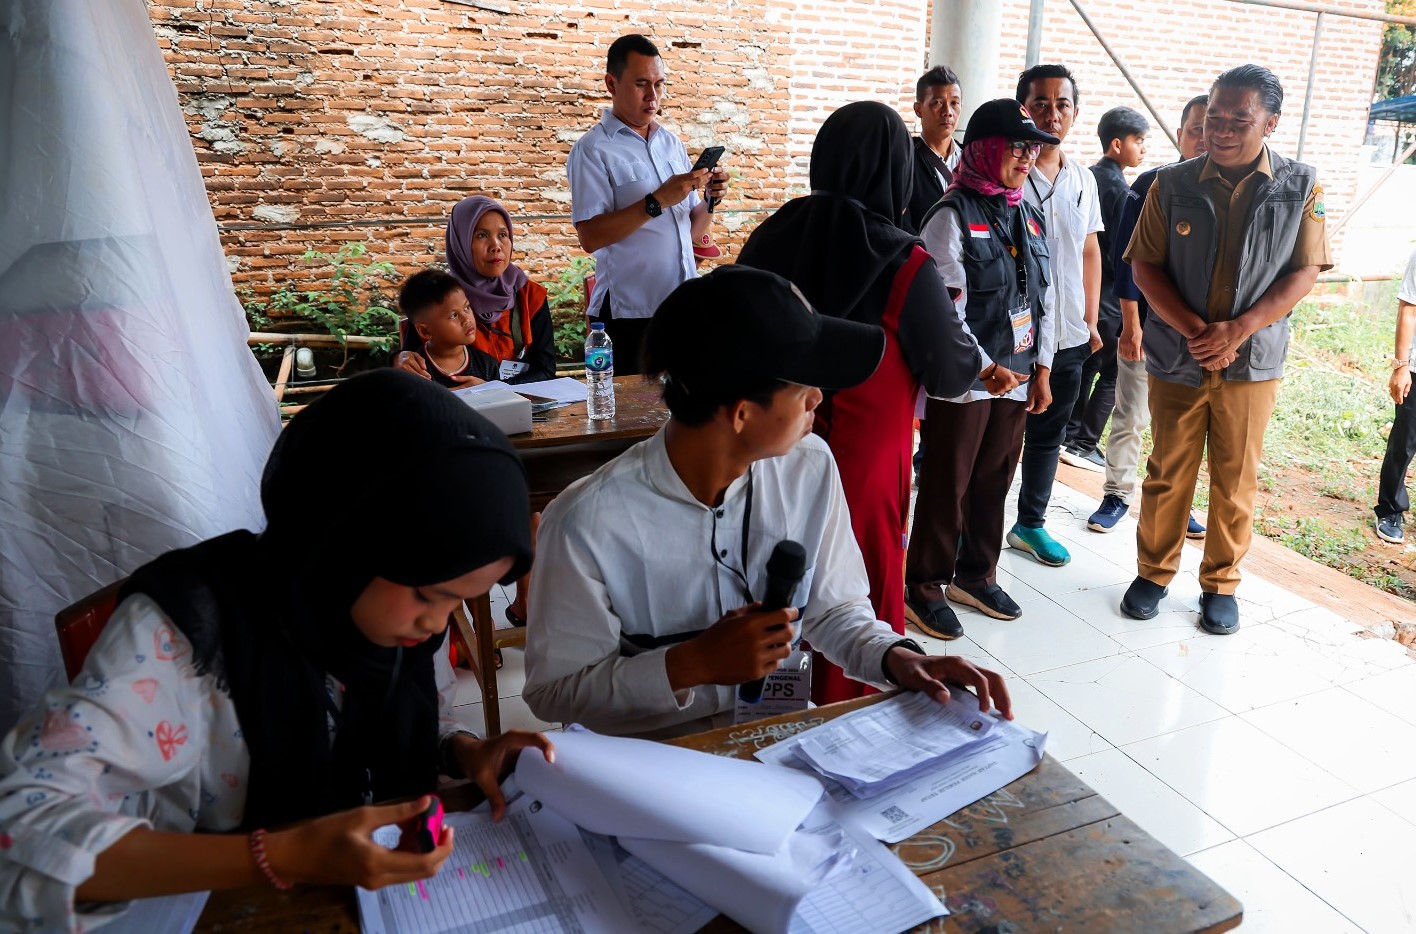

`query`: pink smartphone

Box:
[399,795,445,854]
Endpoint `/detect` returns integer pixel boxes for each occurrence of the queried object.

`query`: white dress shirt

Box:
[523,430,904,739]
[568,108,700,319]
[0,594,463,932]
[921,206,1058,405]
[1024,153,1104,351]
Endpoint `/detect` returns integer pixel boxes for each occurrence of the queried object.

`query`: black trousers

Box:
[598,297,651,377]
[1376,385,1416,519]
[1066,314,1121,454]
[1016,343,1089,528]
[907,397,1028,601]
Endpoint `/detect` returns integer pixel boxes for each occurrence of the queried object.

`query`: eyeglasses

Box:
[1007,140,1043,159]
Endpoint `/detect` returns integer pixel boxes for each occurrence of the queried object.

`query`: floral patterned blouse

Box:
[0,594,465,932]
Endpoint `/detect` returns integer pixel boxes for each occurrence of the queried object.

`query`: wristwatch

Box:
[881,637,926,686]
[1392,357,1411,370]
[644,193,663,218]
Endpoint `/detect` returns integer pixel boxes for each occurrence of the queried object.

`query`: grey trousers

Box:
[1103,354,1149,503]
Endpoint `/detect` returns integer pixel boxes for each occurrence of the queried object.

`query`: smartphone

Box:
[692,146,725,172]
[398,795,445,854]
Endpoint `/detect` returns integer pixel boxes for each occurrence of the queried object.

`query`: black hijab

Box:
[121,370,532,828]
[738,101,919,326]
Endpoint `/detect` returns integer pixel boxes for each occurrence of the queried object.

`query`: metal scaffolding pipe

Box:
[1224,0,1416,27]
[1066,0,1180,153]
[1332,136,1416,235]
[1026,0,1046,68]
[1296,12,1324,162]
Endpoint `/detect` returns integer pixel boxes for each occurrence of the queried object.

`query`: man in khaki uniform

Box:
[1120,64,1331,635]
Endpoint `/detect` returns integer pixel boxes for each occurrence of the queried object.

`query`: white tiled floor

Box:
[454,481,1416,933]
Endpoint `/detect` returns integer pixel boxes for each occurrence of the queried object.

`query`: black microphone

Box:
[739,540,807,704]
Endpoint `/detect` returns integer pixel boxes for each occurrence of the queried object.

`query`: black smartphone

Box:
[692,146,725,172]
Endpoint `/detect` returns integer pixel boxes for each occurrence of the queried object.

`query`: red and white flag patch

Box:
[968,223,991,239]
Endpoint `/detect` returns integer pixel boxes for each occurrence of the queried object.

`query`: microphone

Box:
[738,540,807,704]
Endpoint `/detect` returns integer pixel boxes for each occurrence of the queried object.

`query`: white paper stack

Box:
[792,690,1000,797]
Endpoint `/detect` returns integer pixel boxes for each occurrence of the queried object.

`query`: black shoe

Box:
[1120,576,1168,620]
[1199,593,1240,635]
[946,581,1022,620]
[905,594,964,640]
[1376,513,1405,544]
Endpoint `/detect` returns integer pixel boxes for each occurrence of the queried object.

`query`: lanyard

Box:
[979,204,1030,307]
[710,467,755,605]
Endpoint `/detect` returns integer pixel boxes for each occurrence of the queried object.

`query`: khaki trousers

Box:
[1136,371,1280,594]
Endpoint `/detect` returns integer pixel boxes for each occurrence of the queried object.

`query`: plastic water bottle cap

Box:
[590,322,606,331]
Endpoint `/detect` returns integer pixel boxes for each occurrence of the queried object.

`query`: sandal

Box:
[504,606,527,628]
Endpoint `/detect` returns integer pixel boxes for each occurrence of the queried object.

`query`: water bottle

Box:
[585,322,616,421]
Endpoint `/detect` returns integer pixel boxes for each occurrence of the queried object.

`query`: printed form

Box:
[755,691,1047,843]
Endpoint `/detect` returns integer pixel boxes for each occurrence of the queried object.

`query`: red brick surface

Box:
[148,0,1383,297]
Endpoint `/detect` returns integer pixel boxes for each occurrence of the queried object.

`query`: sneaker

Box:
[1186,514,1207,539]
[1376,513,1405,544]
[905,595,964,640]
[1006,524,1071,566]
[1060,445,1106,472]
[1120,576,1168,620]
[1088,495,1129,532]
[1199,592,1240,635]
[946,581,1022,620]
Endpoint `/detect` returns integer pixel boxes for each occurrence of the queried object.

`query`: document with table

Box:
[356,698,1044,934]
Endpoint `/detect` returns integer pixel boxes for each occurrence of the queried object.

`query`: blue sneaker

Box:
[1088,495,1129,533]
[1186,514,1206,539]
[1007,524,1071,566]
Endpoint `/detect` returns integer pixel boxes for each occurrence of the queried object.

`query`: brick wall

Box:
[149,0,1384,298]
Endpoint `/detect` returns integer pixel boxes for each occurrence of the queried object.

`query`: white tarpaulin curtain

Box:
[0,0,280,731]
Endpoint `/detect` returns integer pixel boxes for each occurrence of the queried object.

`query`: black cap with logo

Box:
[963,98,1062,147]
[644,265,885,397]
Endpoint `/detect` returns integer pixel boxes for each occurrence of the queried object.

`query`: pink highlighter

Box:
[399,795,445,854]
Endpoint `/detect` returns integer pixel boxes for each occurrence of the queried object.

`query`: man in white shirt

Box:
[1374,247,1416,544]
[567,34,726,375]
[523,266,1012,739]
[1007,64,1105,568]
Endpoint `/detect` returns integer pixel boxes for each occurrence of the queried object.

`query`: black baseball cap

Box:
[645,265,885,395]
[963,98,1061,147]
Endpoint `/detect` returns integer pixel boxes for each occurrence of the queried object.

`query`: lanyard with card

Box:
[982,206,1033,354]
[498,359,528,380]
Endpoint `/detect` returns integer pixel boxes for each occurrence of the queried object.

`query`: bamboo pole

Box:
[272,345,296,404]
[247,331,388,348]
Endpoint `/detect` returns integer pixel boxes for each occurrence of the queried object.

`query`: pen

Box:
[1077,190,1083,207]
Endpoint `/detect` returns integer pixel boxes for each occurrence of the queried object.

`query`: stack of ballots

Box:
[792,691,1001,797]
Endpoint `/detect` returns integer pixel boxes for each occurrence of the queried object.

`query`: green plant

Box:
[546,255,595,361]
[263,242,402,373]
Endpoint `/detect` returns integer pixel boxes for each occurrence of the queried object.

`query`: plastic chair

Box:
[54,579,126,681]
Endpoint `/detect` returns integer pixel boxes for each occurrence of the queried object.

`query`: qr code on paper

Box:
[880,805,909,824]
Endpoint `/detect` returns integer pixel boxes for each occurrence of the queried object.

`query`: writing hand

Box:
[271,797,454,890]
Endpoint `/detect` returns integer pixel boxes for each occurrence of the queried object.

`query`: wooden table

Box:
[460,375,669,734]
[197,694,1241,933]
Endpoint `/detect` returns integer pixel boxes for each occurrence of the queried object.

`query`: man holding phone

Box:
[568,34,728,374]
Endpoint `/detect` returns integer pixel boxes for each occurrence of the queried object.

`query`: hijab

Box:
[737,101,919,326]
[950,137,1025,207]
[121,369,532,828]
[445,195,530,325]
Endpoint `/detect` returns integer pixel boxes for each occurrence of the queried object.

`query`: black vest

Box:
[924,189,1051,391]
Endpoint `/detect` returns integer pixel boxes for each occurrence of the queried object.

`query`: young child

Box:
[399,269,501,388]
[0,370,552,931]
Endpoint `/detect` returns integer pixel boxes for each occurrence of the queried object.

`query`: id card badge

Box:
[733,650,812,724]
[498,359,529,381]
[1009,302,1034,353]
